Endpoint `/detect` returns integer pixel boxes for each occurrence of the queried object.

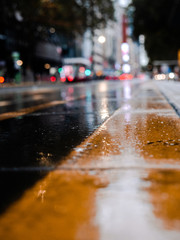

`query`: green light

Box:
[58,68,63,73]
[85,69,91,76]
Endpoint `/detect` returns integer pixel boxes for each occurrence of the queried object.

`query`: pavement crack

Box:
[146,139,180,146]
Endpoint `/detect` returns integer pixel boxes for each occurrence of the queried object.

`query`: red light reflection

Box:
[50,76,56,82]
[67,76,74,82]
[60,77,66,82]
[119,73,133,80]
[68,87,74,94]
[79,67,85,73]
[0,76,5,83]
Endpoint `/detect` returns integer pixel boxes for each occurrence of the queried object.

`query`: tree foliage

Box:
[130,0,180,61]
[0,0,114,74]
[8,0,114,34]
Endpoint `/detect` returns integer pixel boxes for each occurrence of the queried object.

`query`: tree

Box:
[130,0,180,61]
[76,0,114,69]
[9,0,114,35]
[0,0,114,77]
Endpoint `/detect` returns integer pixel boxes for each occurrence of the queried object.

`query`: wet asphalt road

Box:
[1,79,180,239]
[0,79,143,213]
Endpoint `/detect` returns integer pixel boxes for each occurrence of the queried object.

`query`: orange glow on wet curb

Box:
[0,171,108,240]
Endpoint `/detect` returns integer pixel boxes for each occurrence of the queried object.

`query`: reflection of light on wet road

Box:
[96,169,180,240]
[100,98,110,120]
[122,103,131,123]
[96,83,111,120]
[0,95,85,121]
[0,100,65,121]
[123,81,132,100]
[37,152,53,166]
[85,89,95,128]
[98,82,108,92]
[31,94,45,101]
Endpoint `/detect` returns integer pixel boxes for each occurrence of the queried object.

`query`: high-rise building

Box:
[82,0,142,76]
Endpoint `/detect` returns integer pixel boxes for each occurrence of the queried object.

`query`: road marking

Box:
[0,101,11,107]
[0,95,45,108]
[0,96,85,121]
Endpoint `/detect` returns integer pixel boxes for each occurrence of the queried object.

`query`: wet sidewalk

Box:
[1,80,180,240]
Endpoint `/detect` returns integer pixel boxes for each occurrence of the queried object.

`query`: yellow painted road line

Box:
[0,95,85,121]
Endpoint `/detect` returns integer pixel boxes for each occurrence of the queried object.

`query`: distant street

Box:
[1,78,180,239]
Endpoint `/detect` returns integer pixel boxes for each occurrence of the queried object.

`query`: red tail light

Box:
[60,77,66,82]
[50,76,56,82]
[67,76,74,82]
[0,76,5,83]
[119,73,133,80]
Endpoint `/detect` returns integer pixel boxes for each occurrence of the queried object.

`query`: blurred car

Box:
[119,73,133,80]
[104,69,119,80]
[58,57,92,83]
[104,68,134,80]
[59,65,92,83]
[154,72,179,81]
[154,73,167,80]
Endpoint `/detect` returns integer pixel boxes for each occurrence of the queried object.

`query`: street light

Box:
[97,35,106,72]
[98,35,106,44]
[91,35,106,75]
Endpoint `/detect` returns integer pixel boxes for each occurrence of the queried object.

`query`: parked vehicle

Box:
[59,58,92,83]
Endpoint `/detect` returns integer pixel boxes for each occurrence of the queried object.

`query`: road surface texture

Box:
[0,79,180,240]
